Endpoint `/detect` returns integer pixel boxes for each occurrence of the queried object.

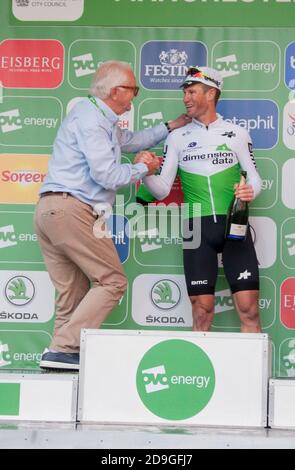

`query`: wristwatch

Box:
[164,121,172,133]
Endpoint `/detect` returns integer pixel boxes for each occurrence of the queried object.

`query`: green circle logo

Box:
[136,339,215,420]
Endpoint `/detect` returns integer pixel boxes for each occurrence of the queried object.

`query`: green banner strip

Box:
[9,0,295,28]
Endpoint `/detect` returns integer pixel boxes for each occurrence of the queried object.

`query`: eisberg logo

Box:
[140,41,207,90]
[217,99,278,149]
[285,42,295,90]
[136,339,215,420]
[0,39,64,88]
[280,278,295,329]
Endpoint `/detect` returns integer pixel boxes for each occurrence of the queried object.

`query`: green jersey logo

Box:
[136,339,215,420]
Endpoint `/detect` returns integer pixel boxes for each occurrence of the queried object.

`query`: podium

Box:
[78,330,271,427]
[0,372,78,422]
[268,378,295,429]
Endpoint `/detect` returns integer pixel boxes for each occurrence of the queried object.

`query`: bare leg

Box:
[190,294,215,331]
[233,290,261,333]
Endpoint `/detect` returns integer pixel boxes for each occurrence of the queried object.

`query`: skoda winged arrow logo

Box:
[5,275,35,306]
[151,280,181,310]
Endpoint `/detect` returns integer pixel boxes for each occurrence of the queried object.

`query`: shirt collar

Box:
[192,114,222,129]
[92,96,119,125]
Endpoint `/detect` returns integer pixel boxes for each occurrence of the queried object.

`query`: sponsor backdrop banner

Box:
[0,0,294,377]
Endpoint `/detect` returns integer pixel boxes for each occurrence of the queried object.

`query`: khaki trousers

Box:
[34,193,127,353]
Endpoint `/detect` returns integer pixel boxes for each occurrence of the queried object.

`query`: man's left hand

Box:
[235,183,254,202]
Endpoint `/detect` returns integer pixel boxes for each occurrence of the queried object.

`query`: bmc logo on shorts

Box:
[0,39,64,88]
[280,278,295,329]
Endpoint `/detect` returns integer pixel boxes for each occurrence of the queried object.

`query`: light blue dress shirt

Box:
[41,96,168,207]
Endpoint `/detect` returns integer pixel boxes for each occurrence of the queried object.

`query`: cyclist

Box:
[141,66,262,332]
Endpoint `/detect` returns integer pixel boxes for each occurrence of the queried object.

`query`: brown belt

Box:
[40,191,73,198]
[39,191,93,210]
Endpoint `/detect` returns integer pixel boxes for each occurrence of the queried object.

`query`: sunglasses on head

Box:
[186,67,221,88]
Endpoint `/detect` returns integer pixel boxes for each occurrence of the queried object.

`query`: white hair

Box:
[90,61,134,98]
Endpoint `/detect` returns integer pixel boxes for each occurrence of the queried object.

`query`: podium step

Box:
[0,371,78,422]
[269,378,295,429]
[78,329,271,427]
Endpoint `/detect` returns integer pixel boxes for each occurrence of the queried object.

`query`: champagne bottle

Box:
[225,170,249,241]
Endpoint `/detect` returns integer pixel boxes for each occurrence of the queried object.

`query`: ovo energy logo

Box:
[212,41,280,91]
[136,339,215,420]
[68,40,135,90]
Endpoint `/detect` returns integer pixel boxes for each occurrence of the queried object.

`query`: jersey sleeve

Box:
[235,128,262,199]
[142,132,179,200]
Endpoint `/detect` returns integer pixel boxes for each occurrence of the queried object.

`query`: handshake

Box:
[134,150,160,176]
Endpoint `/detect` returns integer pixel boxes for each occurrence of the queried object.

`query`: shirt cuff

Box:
[133,162,149,177]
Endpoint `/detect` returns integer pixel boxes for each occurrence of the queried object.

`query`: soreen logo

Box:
[136,339,215,420]
[1,170,46,185]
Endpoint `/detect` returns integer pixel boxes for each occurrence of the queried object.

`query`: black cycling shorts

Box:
[183,215,259,296]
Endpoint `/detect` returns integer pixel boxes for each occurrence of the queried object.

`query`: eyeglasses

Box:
[116,85,139,96]
[186,67,221,88]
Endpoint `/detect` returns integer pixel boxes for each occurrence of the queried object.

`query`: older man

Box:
[35,61,188,370]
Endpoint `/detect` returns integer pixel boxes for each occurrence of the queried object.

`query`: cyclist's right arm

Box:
[143,133,179,200]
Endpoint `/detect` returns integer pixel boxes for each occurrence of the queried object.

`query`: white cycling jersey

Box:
[143,115,262,219]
